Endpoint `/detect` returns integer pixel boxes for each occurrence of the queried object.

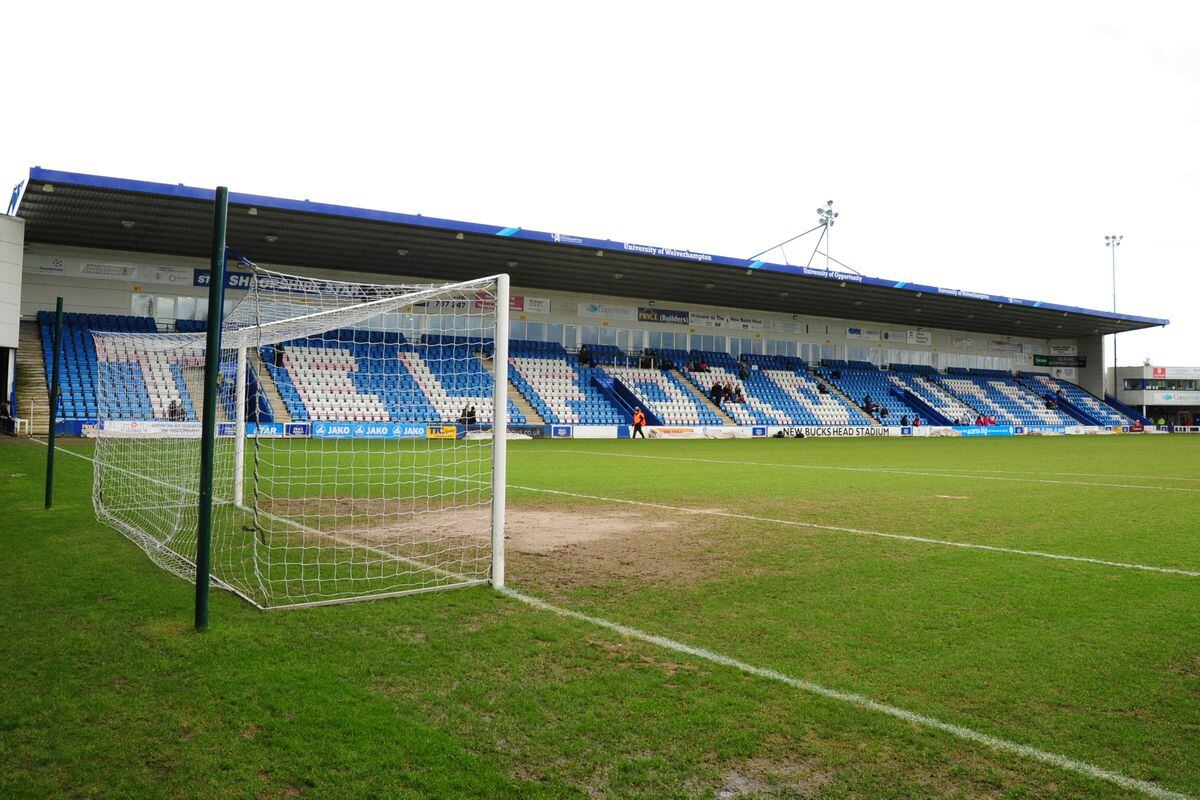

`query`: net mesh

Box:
[93,266,504,608]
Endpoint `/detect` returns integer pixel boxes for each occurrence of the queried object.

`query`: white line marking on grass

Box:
[903,467,1200,484]
[506,483,1200,577]
[26,440,1194,797]
[523,449,1200,493]
[501,586,1194,800]
[40,440,1196,578]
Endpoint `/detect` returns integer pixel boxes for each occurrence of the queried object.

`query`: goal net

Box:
[93,266,509,609]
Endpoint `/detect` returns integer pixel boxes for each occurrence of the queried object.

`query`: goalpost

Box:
[92,264,509,610]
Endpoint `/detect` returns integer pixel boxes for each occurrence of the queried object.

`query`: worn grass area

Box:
[0,435,1197,799]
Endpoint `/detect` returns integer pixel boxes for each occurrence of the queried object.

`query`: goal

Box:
[93,266,509,609]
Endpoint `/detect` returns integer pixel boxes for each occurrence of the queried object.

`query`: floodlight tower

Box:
[1105,234,1122,397]
[817,201,838,269]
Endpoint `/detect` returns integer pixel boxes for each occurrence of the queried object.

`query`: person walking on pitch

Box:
[632,407,646,438]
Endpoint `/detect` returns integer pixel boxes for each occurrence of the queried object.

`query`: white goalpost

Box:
[93,266,509,609]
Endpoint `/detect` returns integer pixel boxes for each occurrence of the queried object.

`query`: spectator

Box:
[698,360,709,373]
[975,414,985,426]
[879,406,889,419]
[273,345,285,368]
[458,404,470,425]
[900,415,909,426]
[710,382,723,406]
[738,363,749,381]
[466,406,478,426]
[831,369,842,380]
[912,416,921,427]
[723,382,735,401]
[631,407,646,438]
[1056,388,1065,399]
[578,344,593,367]
[817,382,828,395]
[733,386,745,403]
[1,399,12,433]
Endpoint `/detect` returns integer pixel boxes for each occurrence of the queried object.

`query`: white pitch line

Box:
[506,484,1199,577]
[501,586,1194,800]
[41,441,1197,577]
[518,448,1200,493]
[25,440,1195,798]
[888,466,1200,484]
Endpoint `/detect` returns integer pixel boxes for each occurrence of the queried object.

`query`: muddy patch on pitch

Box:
[506,508,677,554]
[507,504,729,591]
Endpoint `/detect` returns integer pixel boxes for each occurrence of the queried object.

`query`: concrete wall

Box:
[0,215,24,349]
[1077,335,1106,396]
[19,243,1079,374]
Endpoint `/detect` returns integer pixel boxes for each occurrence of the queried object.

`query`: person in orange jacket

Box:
[632,408,646,438]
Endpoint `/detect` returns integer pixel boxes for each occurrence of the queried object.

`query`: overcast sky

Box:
[5,1,1198,364]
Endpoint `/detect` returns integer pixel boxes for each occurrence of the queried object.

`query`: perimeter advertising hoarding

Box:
[508,424,548,439]
[426,424,460,440]
[766,426,897,437]
[216,422,289,437]
[99,420,203,437]
[310,421,429,439]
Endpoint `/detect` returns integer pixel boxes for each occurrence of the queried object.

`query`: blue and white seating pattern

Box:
[939,371,1073,426]
[685,365,826,426]
[817,362,912,425]
[684,366,760,424]
[265,333,524,425]
[95,337,198,421]
[399,343,523,424]
[39,311,190,422]
[284,344,391,421]
[887,373,977,424]
[1023,373,1133,426]
[508,343,625,425]
[765,369,874,426]
[609,366,723,425]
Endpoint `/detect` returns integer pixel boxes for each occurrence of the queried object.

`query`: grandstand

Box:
[4,167,1169,438]
[36,307,1139,436]
[23,309,1148,438]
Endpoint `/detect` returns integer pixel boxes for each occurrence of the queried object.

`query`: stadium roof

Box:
[15,167,1168,340]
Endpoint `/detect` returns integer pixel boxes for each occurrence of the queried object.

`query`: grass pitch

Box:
[1,434,1197,799]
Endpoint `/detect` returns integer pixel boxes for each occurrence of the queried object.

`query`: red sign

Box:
[1153,367,1166,379]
